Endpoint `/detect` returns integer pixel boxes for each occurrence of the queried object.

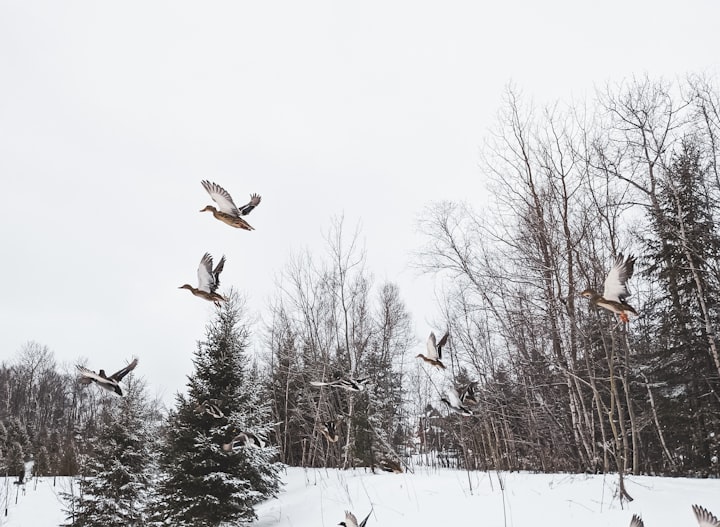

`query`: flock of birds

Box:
[69,187,716,525]
[74,181,265,449]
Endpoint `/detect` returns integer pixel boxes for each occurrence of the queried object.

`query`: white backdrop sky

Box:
[2,1,719,406]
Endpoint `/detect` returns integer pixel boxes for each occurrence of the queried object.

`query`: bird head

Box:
[199,205,216,213]
[179,284,193,290]
[579,289,594,298]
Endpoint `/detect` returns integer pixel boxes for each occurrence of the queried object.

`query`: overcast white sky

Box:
[2,0,719,405]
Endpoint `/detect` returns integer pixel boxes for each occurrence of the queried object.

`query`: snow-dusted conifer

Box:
[65,375,158,527]
[158,290,281,526]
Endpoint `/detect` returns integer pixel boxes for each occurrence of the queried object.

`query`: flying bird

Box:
[440,386,473,416]
[339,509,372,527]
[194,399,225,419]
[310,377,371,392]
[693,505,720,527]
[416,331,448,369]
[222,431,266,452]
[76,358,139,396]
[179,252,226,306]
[320,421,339,443]
[200,180,261,230]
[580,253,637,323]
[458,381,479,406]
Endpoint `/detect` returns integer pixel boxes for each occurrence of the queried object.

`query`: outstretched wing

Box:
[445,386,463,408]
[436,331,449,355]
[603,253,635,303]
[344,511,359,527]
[201,180,239,217]
[238,193,261,216]
[197,253,217,293]
[109,358,139,382]
[212,255,226,292]
[76,365,103,383]
[693,505,720,527]
[629,514,644,527]
[426,332,439,360]
[357,509,372,527]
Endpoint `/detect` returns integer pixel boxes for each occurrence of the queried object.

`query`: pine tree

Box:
[643,138,720,472]
[158,291,281,526]
[65,376,158,527]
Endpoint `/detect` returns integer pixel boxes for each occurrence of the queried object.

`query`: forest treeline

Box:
[2,73,720,523]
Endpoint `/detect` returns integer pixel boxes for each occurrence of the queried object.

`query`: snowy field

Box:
[3,468,720,526]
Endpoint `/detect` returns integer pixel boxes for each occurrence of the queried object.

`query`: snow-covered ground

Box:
[3,468,720,526]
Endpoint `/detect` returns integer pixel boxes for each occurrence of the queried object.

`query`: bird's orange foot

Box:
[619,313,629,323]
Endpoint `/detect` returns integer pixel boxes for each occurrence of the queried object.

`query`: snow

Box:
[1,477,72,527]
[3,468,720,526]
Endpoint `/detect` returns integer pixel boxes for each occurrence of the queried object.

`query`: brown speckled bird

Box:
[200,180,261,230]
[581,253,637,323]
[179,252,226,306]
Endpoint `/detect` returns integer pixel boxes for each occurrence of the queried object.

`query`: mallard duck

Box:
[194,399,225,419]
[440,386,473,416]
[179,252,226,306]
[222,431,266,451]
[377,457,403,473]
[339,509,372,527]
[200,180,261,230]
[320,421,339,443]
[77,358,139,396]
[416,331,448,369]
[580,253,637,323]
[693,505,720,527]
[458,381,479,406]
[310,376,371,392]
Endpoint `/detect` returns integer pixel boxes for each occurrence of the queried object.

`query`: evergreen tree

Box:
[643,138,720,472]
[158,291,281,526]
[65,376,158,527]
[6,441,24,478]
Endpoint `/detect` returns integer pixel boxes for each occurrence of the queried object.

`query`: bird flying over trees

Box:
[179,252,226,306]
[76,358,139,396]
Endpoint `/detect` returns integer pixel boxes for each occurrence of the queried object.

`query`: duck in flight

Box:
[310,376,371,392]
[339,509,372,527]
[200,180,261,231]
[441,386,473,416]
[581,253,637,324]
[76,358,139,396]
[194,399,225,419]
[222,431,266,451]
[179,252,226,306]
[629,505,719,527]
[416,331,448,369]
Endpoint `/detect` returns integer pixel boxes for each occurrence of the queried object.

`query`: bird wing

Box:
[76,366,112,385]
[357,510,372,527]
[238,193,261,216]
[445,386,463,408]
[426,332,439,360]
[201,180,240,216]
[212,255,226,291]
[693,505,720,527]
[629,514,644,527]
[344,511,359,527]
[109,358,138,381]
[197,253,216,293]
[603,254,635,303]
[310,380,333,387]
[436,331,449,349]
